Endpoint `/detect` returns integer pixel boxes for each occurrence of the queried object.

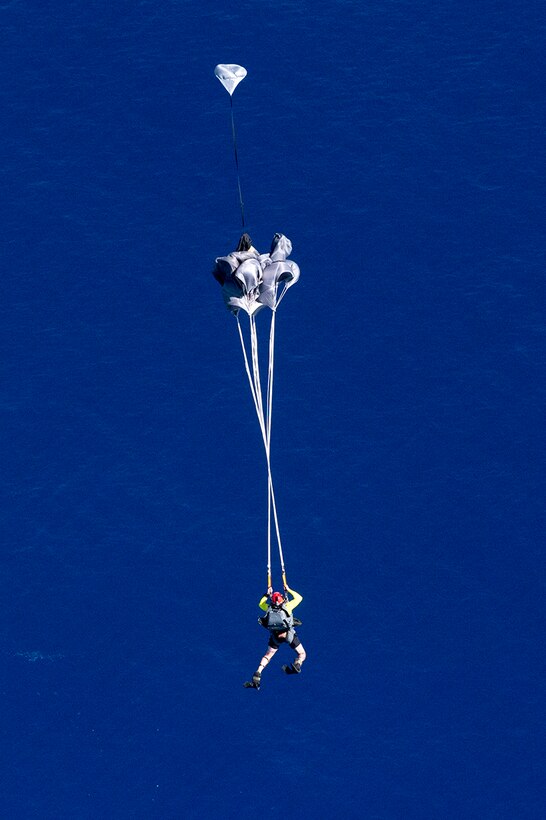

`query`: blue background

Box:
[2,1,544,817]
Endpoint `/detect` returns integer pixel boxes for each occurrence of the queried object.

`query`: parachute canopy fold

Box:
[259,234,300,311]
[214,64,247,96]
[213,234,299,315]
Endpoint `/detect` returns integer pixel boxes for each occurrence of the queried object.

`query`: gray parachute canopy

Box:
[212,233,300,315]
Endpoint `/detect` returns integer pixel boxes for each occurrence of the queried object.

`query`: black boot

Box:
[243,671,261,690]
[282,662,301,675]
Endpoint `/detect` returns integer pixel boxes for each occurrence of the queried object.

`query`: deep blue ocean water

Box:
[2,1,544,817]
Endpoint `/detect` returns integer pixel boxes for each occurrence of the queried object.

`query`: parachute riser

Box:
[266,571,289,593]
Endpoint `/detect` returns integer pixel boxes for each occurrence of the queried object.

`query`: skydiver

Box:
[244,585,306,690]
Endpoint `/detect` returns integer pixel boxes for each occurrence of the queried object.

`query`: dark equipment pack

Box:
[263,605,293,634]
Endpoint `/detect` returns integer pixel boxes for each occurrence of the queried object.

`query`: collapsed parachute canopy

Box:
[214,64,247,96]
[212,234,300,315]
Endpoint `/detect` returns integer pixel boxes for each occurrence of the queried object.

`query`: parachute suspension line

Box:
[265,475,272,585]
[236,314,264,436]
[236,312,285,583]
[249,315,264,428]
[275,282,289,309]
[250,313,285,580]
[266,309,276,450]
[230,95,245,229]
[249,313,272,582]
[266,311,275,588]
[268,468,284,575]
[266,306,286,577]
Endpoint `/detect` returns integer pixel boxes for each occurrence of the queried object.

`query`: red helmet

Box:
[271,591,284,605]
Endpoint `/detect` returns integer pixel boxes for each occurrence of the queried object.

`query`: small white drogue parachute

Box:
[214,64,247,96]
